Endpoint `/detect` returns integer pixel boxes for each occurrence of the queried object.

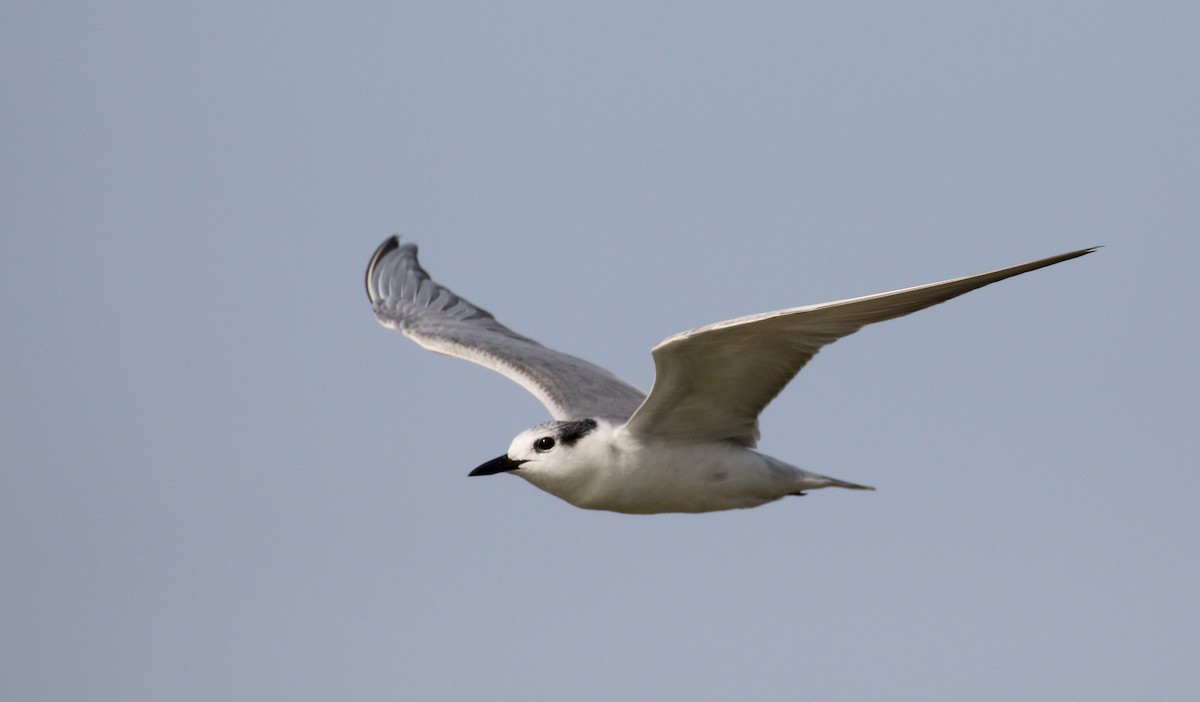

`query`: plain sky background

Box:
[2,2,1197,700]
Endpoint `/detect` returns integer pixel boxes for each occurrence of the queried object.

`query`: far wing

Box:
[624,248,1097,446]
[366,237,646,420]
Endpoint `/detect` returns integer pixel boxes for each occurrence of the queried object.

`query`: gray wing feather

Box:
[624,247,1097,446]
[365,237,646,420]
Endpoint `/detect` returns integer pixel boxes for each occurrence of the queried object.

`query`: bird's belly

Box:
[553,445,799,514]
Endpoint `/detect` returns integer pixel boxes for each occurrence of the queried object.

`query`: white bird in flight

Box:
[366,237,1094,514]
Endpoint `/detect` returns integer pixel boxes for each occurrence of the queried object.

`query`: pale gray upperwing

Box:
[624,248,1097,447]
[366,237,646,420]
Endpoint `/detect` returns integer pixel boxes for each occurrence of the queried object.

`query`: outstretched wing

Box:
[624,247,1097,447]
[365,237,646,420]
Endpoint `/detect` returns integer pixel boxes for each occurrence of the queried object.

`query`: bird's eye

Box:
[534,437,556,452]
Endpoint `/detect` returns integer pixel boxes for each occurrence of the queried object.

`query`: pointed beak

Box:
[469,455,526,477]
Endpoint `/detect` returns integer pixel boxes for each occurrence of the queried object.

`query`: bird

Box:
[365,237,1095,514]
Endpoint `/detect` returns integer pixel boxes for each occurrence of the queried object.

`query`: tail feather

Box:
[808,473,875,491]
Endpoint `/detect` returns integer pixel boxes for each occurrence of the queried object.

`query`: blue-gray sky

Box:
[2,2,1196,700]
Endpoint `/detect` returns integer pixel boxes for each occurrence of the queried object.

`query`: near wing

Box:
[624,247,1097,447]
[365,237,646,420]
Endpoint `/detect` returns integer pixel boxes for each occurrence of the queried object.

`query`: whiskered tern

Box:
[366,237,1094,514]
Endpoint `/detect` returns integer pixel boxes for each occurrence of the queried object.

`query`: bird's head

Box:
[469,418,610,485]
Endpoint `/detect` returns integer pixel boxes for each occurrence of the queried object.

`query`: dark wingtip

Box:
[365,236,402,302]
[1049,246,1101,263]
[1052,245,1102,268]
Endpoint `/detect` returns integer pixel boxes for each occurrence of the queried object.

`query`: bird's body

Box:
[365,237,1094,514]
[490,418,867,514]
